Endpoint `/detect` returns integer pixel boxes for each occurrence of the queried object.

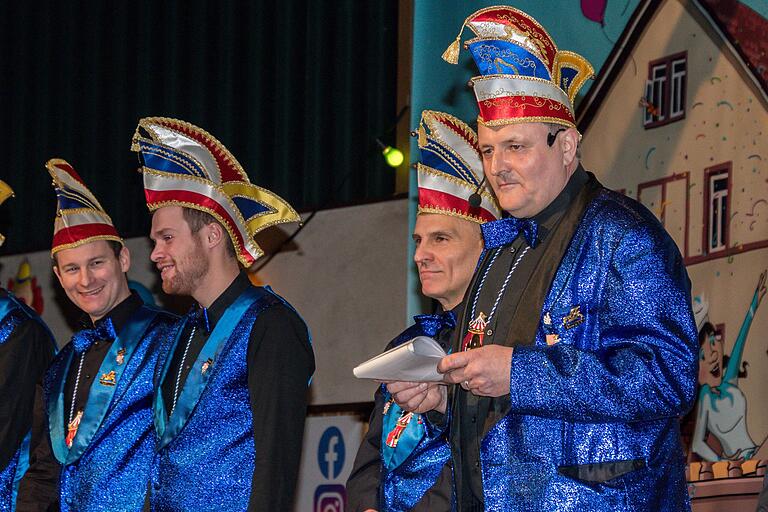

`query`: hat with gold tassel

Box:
[416,110,500,223]
[47,159,123,256]
[0,180,13,247]
[443,6,594,128]
[131,117,300,267]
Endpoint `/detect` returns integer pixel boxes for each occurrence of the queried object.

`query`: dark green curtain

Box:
[0,1,398,255]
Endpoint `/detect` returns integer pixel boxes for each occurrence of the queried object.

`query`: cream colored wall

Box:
[581,0,768,452]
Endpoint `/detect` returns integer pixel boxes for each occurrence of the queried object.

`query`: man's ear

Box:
[205,221,226,249]
[52,264,63,286]
[560,127,580,168]
[118,246,131,273]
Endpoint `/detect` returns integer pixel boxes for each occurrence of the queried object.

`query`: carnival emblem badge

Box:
[562,306,585,329]
[99,370,116,387]
[116,348,126,365]
[201,358,214,375]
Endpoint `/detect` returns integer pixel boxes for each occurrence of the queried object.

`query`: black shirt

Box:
[453,167,588,509]
[63,292,144,427]
[0,290,54,469]
[159,271,315,511]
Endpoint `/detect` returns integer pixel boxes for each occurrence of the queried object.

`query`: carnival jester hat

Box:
[0,180,13,247]
[442,6,594,128]
[416,110,500,223]
[131,117,300,267]
[46,159,123,256]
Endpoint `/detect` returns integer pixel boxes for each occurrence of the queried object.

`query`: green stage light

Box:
[382,146,404,167]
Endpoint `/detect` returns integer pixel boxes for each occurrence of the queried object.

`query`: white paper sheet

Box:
[352,336,447,382]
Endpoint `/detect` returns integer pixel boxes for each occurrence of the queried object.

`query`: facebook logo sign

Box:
[317,426,345,479]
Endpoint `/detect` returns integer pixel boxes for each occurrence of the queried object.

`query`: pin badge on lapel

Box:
[543,312,552,326]
[99,370,116,386]
[545,334,560,346]
[116,348,126,365]
[201,358,214,375]
[563,306,585,330]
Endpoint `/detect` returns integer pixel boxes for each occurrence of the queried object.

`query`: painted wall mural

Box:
[579,0,768,507]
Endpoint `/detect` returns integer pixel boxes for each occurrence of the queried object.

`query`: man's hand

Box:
[386,381,447,414]
[439,345,514,397]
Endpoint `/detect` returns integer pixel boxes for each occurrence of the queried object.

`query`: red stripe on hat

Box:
[145,188,255,265]
[53,224,120,251]
[477,95,574,126]
[419,187,496,223]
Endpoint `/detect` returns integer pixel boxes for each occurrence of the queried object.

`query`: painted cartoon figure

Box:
[692,271,767,462]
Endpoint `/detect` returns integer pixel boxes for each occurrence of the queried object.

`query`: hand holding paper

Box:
[352,336,447,382]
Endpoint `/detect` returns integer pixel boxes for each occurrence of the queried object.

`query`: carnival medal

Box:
[385,410,414,448]
[461,312,487,351]
[66,410,83,448]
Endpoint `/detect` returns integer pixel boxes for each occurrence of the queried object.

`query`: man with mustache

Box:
[21,160,177,511]
[132,117,314,511]
[347,110,499,511]
[387,6,698,511]
[0,181,56,512]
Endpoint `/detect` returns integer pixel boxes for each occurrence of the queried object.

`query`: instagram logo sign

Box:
[314,427,347,511]
[314,484,346,512]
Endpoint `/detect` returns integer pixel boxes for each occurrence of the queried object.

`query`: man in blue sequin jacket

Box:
[386,6,698,511]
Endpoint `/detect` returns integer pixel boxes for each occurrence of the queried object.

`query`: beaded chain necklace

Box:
[65,354,86,448]
[461,245,530,351]
[170,324,197,416]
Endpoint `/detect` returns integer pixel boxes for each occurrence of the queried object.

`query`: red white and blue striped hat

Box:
[0,180,13,247]
[131,117,300,267]
[442,6,594,129]
[416,110,500,224]
[47,159,123,256]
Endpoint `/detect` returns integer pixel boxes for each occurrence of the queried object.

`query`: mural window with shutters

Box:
[637,173,690,258]
[704,164,731,255]
[643,52,687,128]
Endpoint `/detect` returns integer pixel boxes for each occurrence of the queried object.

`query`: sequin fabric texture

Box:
[47,308,177,512]
[1,297,50,512]
[403,188,698,511]
[378,313,454,511]
[149,290,279,511]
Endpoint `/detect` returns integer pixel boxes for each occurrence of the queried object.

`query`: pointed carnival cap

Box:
[131,117,301,267]
[47,159,123,256]
[442,5,594,128]
[0,180,14,247]
[416,110,500,223]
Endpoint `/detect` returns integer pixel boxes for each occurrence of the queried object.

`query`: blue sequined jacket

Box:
[418,184,698,511]
[44,304,176,512]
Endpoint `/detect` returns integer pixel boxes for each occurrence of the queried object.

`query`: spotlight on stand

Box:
[376,138,404,168]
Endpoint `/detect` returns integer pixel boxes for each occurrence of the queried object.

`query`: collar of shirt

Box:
[529,165,589,242]
[76,291,144,338]
[195,271,252,332]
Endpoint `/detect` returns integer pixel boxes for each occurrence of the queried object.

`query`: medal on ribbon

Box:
[66,410,83,448]
[385,410,414,448]
[461,312,487,351]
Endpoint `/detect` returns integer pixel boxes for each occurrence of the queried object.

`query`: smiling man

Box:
[347,110,499,512]
[386,6,698,511]
[21,160,177,512]
[132,117,314,511]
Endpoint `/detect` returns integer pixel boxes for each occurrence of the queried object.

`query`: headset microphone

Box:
[468,176,486,208]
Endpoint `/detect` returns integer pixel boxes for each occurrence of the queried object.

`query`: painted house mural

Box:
[577,0,768,508]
